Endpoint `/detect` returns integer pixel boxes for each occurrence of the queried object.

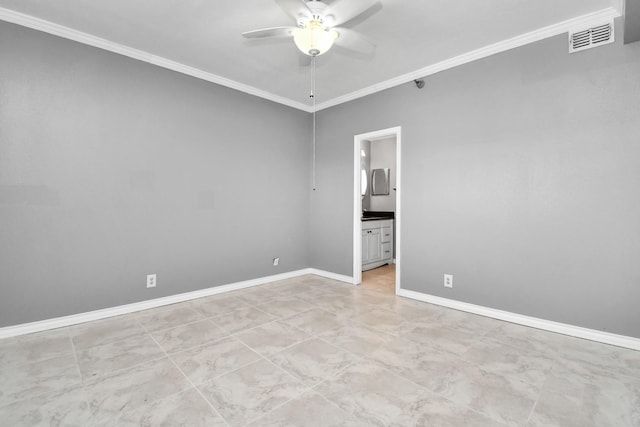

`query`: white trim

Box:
[0,6,620,112]
[314,7,622,111]
[353,138,363,286]
[0,269,313,339]
[308,268,355,285]
[395,129,402,296]
[353,127,402,291]
[0,7,311,112]
[398,289,640,351]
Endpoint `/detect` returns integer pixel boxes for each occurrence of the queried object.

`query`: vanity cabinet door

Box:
[361,230,370,264]
[366,229,382,262]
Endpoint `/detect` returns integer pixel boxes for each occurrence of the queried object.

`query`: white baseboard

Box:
[0,269,313,339]
[397,289,640,351]
[308,268,355,285]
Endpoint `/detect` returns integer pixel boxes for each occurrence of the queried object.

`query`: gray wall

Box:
[369,137,397,212]
[311,21,640,338]
[624,0,640,44]
[360,140,371,211]
[0,22,311,327]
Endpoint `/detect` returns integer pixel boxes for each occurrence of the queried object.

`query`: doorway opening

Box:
[353,127,401,294]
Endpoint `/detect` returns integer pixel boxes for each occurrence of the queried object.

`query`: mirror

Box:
[372,168,390,195]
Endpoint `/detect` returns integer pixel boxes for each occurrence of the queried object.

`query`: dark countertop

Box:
[361,211,395,221]
[361,216,392,221]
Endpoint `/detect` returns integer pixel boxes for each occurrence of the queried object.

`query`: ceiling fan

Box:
[242,0,379,57]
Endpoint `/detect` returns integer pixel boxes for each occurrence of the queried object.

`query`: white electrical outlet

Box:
[272,257,280,266]
[147,274,156,288]
[444,274,453,288]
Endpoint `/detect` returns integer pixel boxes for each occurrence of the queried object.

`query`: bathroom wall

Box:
[369,137,397,212]
[360,140,371,211]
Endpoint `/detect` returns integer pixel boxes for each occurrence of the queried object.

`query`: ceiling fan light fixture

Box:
[293,20,338,56]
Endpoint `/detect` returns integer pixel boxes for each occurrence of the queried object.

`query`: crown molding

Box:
[1,6,621,113]
[315,7,622,111]
[0,7,312,112]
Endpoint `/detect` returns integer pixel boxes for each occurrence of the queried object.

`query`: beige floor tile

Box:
[0,384,92,427]
[199,359,307,427]
[97,388,227,427]
[370,336,465,386]
[319,324,392,357]
[350,308,407,335]
[528,361,640,427]
[69,314,145,350]
[254,295,316,318]
[190,293,249,317]
[246,390,364,427]
[170,336,261,384]
[309,293,370,314]
[460,337,555,388]
[1,270,637,426]
[314,361,432,426]
[265,277,311,295]
[0,329,73,369]
[316,361,512,427]
[553,334,640,380]
[76,333,164,380]
[283,308,349,335]
[152,318,227,354]
[0,354,82,407]
[437,363,539,426]
[235,320,311,357]
[370,336,538,425]
[353,290,394,306]
[84,357,190,424]
[136,303,205,333]
[210,306,276,333]
[426,308,505,336]
[229,285,283,305]
[269,338,360,386]
[408,394,508,427]
[483,322,565,356]
[398,319,479,354]
[377,297,442,318]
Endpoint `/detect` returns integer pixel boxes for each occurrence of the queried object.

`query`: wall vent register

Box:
[569,20,614,53]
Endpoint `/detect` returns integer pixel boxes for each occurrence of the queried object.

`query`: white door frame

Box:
[353,126,402,293]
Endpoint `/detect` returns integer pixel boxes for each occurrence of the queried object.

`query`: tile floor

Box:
[1,266,639,426]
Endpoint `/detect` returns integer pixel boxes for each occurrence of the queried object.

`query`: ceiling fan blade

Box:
[334,28,375,55]
[274,0,312,23]
[322,0,379,27]
[242,27,297,39]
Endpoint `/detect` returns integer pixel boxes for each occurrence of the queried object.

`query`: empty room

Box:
[1,1,639,426]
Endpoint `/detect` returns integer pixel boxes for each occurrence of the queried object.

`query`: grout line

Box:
[67,335,97,425]
[68,335,84,382]
[144,323,233,427]
[237,346,313,426]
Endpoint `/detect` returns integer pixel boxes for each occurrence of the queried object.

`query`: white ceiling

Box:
[0,0,622,111]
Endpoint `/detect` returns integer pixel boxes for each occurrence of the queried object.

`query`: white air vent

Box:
[569,21,614,53]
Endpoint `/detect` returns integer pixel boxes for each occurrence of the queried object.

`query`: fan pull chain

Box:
[311,56,317,191]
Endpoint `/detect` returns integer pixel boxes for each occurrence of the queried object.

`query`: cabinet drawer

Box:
[381,242,392,259]
[381,227,392,243]
[362,220,381,230]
